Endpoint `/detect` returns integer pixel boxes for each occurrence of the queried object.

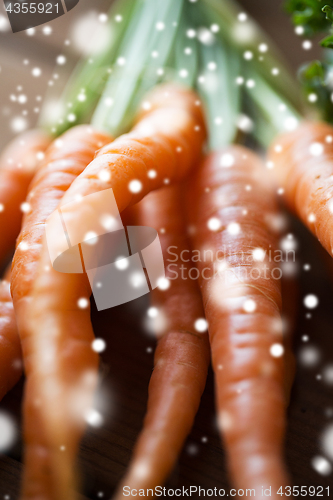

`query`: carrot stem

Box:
[37,0,303,150]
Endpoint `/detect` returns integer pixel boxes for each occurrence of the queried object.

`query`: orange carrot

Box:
[10,125,112,500]
[0,130,50,400]
[20,84,205,500]
[0,266,22,400]
[115,185,210,496]
[269,121,333,258]
[281,276,297,404]
[58,85,205,223]
[0,129,51,262]
[186,146,293,498]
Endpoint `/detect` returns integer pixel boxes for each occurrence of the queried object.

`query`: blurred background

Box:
[0,0,332,498]
[0,0,321,150]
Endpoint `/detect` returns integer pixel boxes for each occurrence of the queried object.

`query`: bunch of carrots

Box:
[1,0,333,498]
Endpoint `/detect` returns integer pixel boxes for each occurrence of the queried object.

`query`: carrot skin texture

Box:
[23,85,205,500]
[281,275,297,404]
[10,126,112,500]
[186,147,292,498]
[0,130,50,400]
[269,121,333,256]
[0,266,22,399]
[0,130,51,262]
[115,186,210,495]
[59,84,206,213]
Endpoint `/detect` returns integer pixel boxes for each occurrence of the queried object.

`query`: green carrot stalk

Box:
[39,0,306,151]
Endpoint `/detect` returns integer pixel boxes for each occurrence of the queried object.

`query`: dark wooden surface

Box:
[1,0,333,498]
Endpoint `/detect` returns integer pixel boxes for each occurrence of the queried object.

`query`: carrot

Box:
[268,121,333,258]
[0,266,22,400]
[280,275,297,405]
[20,84,205,500]
[59,84,205,218]
[186,146,293,498]
[0,130,50,400]
[0,129,51,262]
[10,125,112,500]
[114,185,210,496]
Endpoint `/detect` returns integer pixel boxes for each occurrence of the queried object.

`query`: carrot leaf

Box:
[285,0,332,35]
[321,34,333,47]
[323,5,333,23]
[40,0,304,148]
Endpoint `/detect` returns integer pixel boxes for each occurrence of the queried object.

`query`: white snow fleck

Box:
[194,318,208,332]
[252,248,266,262]
[270,343,284,358]
[78,298,89,309]
[157,277,170,291]
[227,222,240,235]
[243,299,256,313]
[92,339,106,353]
[207,217,221,231]
[85,409,103,427]
[220,153,234,167]
[309,142,324,157]
[304,294,319,309]
[302,40,312,50]
[0,412,16,452]
[321,424,333,461]
[147,307,158,318]
[115,257,129,271]
[129,180,142,193]
[311,456,332,476]
[56,55,67,65]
